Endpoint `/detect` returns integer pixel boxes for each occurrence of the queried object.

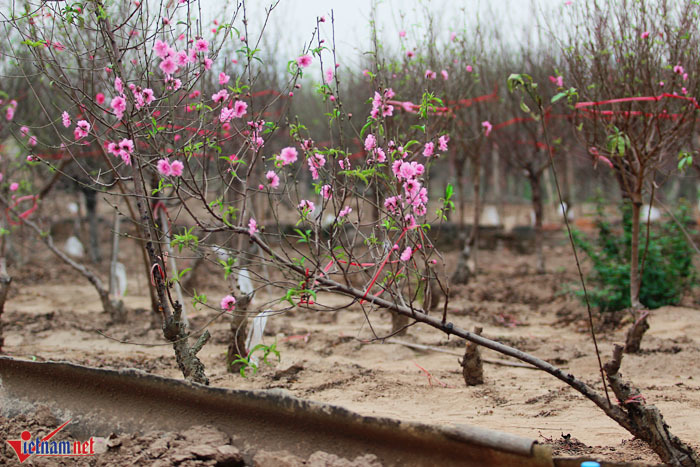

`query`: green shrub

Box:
[572,201,696,312]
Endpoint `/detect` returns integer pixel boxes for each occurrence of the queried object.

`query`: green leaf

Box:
[551,91,567,103]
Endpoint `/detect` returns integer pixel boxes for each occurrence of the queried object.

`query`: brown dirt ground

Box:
[1,231,699,465]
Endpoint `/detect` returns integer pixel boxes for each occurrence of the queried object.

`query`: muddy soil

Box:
[1,234,699,465]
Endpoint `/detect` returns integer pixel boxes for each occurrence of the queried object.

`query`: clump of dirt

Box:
[541,432,662,465]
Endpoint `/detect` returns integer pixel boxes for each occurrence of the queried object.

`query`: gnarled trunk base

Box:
[605,345,700,466]
[624,310,649,354]
[227,294,251,374]
[460,326,484,386]
[391,313,409,337]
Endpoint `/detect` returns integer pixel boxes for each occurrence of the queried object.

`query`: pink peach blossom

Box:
[277,147,298,166]
[157,159,171,176]
[438,135,450,152]
[220,295,236,311]
[321,184,332,199]
[266,170,280,188]
[170,160,184,176]
[482,120,493,136]
[296,55,312,68]
[248,218,258,236]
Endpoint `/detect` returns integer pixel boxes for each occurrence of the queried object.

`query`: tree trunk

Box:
[605,345,700,466]
[492,146,503,223]
[451,243,471,285]
[227,293,251,373]
[624,311,649,354]
[96,6,209,384]
[562,151,573,214]
[461,326,484,386]
[0,256,11,354]
[391,312,409,337]
[542,166,556,214]
[630,198,642,309]
[158,207,188,328]
[456,157,466,229]
[469,154,482,274]
[529,171,545,274]
[83,187,101,263]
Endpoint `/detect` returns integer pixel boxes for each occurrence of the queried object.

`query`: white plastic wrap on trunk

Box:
[65,236,85,258]
[238,268,254,296]
[245,311,271,365]
[111,262,128,298]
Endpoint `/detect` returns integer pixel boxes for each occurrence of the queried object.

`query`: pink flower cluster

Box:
[73,120,91,140]
[212,89,228,103]
[265,170,280,188]
[298,199,315,214]
[108,75,154,120]
[422,135,449,158]
[156,158,184,177]
[482,121,493,137]
[155,39,197,75]
[324,68,334,84]
[111,95,127,120]
[277,147,298,166]
[320,184,332,199]
[296,55,312,68]
[248,218,258,236]
[438,135,450,151]
[364,134,386,163]
[389,159,428,218]
[307,153,326,180]
[370,88,395,119]
[128,84,155,110]
[219,100,247,123]
[107,138,135,165]
[220,295,236,312]
[5,100,17,121]
[549,75,564,87]
[253,120,267,149]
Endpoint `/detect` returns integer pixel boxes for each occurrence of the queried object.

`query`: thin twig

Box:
[536,98,611,406]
